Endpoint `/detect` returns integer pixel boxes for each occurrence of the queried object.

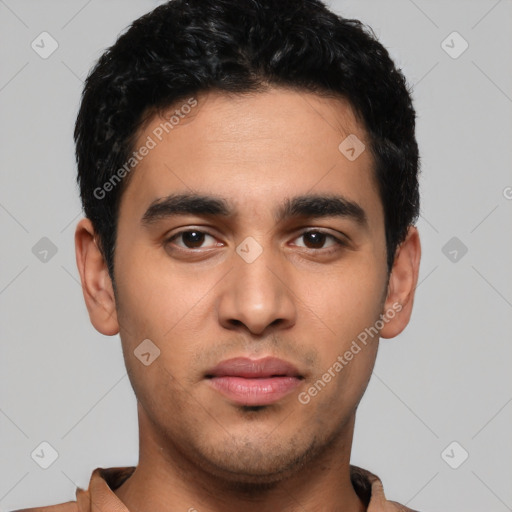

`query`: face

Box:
[77,87,419,484]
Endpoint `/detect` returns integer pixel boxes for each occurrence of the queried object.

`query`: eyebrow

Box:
[141,193,231,225]
[277,194,367,227]
[141,192,368,228]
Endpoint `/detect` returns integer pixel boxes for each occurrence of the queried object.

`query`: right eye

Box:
[165,229,222,250]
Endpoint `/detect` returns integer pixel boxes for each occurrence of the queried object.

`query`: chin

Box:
[192,433,321,487]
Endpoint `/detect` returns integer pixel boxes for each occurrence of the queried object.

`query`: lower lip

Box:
[207,376,302,406]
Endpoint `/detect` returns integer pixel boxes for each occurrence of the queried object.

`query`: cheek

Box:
[298,261,384,411]
[114,249,221,398]
[306,263,385,343]
[126,361,199,439]
[302,315,379,425]
[308,349,377,429]
[114,245,213,339]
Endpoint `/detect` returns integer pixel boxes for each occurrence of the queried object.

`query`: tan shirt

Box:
[15,465,418,512]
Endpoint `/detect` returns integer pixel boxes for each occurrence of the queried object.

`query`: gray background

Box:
[1,0,511,510]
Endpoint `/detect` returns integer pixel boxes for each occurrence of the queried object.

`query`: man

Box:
[18,0,421,510]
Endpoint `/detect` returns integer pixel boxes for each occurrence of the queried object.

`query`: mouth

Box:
[205,356,304,406]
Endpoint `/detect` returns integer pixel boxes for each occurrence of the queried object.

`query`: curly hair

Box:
[75,0,420,281]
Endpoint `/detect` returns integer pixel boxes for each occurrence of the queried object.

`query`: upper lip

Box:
[205,357,302,379]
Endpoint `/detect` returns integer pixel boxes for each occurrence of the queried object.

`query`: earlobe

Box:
[75,218,120,336]
[380,226,421,339]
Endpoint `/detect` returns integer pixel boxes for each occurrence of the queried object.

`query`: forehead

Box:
[120,87,382,227]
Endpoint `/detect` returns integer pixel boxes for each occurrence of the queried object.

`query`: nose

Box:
[216,244,297,336]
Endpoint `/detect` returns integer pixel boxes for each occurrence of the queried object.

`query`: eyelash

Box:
[165,229,347,254]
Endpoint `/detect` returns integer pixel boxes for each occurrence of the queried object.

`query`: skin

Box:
[75,87,421,512]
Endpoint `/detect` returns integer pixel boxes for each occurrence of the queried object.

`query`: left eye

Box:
[292,231,343,250]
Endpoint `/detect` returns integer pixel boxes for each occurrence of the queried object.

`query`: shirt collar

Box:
[75,464,415,511]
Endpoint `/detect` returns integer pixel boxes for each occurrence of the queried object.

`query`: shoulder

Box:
[10,466,136,512]
[350,464,420,512]
[11,501,78,512]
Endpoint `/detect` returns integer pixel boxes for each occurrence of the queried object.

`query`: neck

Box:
[115,403,366,512]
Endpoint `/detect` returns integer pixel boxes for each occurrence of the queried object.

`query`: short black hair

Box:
[75,0,420,281]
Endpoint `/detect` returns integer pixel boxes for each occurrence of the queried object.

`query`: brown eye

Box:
[168,230,217,249]
[181,231,206,248]
[293,230,343,250]
[302,231,328,249]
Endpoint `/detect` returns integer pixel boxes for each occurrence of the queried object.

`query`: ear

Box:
[75,218,119,336]
[380,226,421,339]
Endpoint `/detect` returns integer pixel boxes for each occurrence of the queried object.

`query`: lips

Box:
[205,357,303,406]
